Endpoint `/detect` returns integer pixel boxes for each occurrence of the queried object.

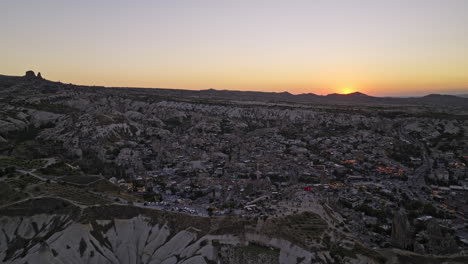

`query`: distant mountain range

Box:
[191,89,468,109]
[1,72,468,109]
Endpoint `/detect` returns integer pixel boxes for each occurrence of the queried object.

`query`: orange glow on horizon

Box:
[338,85,357,94]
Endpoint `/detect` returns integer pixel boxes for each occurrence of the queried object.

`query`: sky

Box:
[1,0,468,96]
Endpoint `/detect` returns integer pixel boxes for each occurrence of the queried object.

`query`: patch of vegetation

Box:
[239,243,279,256]
[395,252,468,264]
[403,200,444,220]
[264,211,328,250]
[331,244,386,264]
[58,175,102,185]
[298,176,320,184]
[142,192,161,202]
[210,215,253,235]
[95,113,126,126]
[0,167,17,177]
[0,197,80,217]
[39,161,82,176]
[0,183,28,206]
[23,102,78,114]
[78,150,127,177]
[41,183,111,206]
[10,139,66,160]
[355,204,392,222]
[0,156,46,169]
[387,142,421,168]
[88,179,141,202]
[216,242,280,264]
[7,125,41,143]
[6,173,42,190]
[209,211,328,250]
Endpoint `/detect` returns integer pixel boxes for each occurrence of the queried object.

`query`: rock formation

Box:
[391,209,413,249]
[0,199,346,264]
[24,70,36,79]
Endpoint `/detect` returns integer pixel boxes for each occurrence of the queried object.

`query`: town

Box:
[98,109,468,255]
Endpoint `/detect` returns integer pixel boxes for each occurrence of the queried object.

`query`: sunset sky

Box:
[2,0,468,96]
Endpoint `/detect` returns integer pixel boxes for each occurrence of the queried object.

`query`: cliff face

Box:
[1,200,468,264]
[0,214,329,264]
[1,214,211,264]
[0,198,380,264]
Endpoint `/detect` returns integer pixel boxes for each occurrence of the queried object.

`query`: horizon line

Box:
[4,70,468,98]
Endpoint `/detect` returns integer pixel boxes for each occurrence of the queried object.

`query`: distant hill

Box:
[1,72,468,109]
[188,89,468,108]
[402,94,468,108]
[326,92,370,97]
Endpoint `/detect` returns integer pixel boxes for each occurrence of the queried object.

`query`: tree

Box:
[422,203,438,217]
[207,207,214,216]
[5,166,16,174]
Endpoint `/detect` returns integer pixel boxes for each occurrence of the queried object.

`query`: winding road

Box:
[398,122,432,200]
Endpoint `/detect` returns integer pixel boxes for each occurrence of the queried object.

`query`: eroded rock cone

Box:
[37,72,43,79]
[391,209,413,249]
[25,70,36,79]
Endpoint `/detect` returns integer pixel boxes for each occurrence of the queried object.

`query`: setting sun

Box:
[338,85,356,94]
